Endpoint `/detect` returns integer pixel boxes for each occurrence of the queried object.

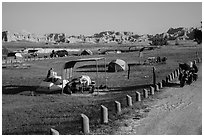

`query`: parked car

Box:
[50,50,68,58]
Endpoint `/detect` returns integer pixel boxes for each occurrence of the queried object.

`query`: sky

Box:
[2,2,202,36]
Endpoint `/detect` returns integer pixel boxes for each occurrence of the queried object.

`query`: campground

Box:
[2,41,202,134]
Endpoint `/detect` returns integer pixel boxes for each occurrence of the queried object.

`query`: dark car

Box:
[50,50,68,58]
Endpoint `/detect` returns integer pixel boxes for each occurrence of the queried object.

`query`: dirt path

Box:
[114,63,202,135]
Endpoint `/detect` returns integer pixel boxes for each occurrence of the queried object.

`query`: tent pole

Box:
[70,68,72,79]
[104,58,107,90]
[61,69,64,94]
[69,68,70,80]
[96,60,99,94]
[72,67,74,79]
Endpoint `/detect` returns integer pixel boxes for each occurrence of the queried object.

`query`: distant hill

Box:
[2,26,201,44]
[166,27,196,40]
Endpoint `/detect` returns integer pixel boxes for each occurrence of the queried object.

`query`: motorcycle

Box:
[179,70,198,87]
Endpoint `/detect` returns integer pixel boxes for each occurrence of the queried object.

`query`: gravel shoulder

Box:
[113,63,202,135]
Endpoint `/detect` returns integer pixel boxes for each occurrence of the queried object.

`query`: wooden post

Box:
[153,67,156,85]
[135,91,141,102]
[174,70,177,78]
[193,60,196,65]
[159,82,163,89]
[81,114,90,134]
[126,95,133,107]
[169,74,172,81]
[196,52,200,63]
[166,76,169,84]
[115,101,121,114]
[50,128,59,135]
[143,89,148,98]
[171,72,174,80]
[162,80,166,87]
[173,72,175,79]
[127,65,130,79]
[197,58,200,63]
[177,69,180,76]
[176,69,179,77]
[150,86,154,95]
[101,105,108,124]
[155,84,159,92]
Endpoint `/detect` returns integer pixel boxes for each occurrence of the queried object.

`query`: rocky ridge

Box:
[2,27,201,44]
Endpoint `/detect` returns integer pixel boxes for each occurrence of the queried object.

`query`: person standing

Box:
[46,68,55,79]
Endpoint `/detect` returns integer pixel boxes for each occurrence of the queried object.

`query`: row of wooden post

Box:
[50,58,200,135]
[77,62,187,134]
[50,69,178,135]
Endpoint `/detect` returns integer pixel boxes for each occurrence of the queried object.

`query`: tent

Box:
[62,57,107,94]
[108,59,127,72]
[81,49,93,55]
[15,53,23,58]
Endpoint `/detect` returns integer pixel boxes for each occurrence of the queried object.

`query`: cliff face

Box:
[2,31,47,42]
[166,27,196,40]
[46,33,66,43]
[2,27,200,44]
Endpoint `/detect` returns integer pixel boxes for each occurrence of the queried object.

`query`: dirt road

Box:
[114,63,202,135]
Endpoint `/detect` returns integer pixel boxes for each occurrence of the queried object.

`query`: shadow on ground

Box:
[110,82,182,92]
[110,84,153,92]
[2,85,38,94]
[2,85,64,95]
[165,82,181,88]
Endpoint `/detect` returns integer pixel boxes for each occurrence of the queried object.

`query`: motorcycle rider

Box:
[179,61,198,87]
[189,61,198,81]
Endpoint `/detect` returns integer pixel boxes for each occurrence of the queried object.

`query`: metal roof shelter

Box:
[62,57,107,94]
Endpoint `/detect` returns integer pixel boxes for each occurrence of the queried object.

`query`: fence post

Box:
[177,69,180,76]
[150,86,154,95]
[143,89,148,98]
[159,82,163,89]
[127,65,130,79]
[174,70,177,78]
[166,76,169,84]
[193,60,196,65]
[115,101,121,114]
[162,80,166,87]
[135,91,141,102]
[155,84,159,92]
[169,74,172,81]
[50,128,60,135]
[101,105,108,124]
[81,114,90,134]
[153,67,156,85]
[197,58,200,63]
[126,95,133,107]
[171,72,175,80]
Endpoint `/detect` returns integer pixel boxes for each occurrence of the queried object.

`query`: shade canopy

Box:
[63,57,105,69]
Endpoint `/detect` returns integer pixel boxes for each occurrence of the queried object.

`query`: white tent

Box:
[15,53,23,58]
[108,59,127,72]
[81,49,93,55]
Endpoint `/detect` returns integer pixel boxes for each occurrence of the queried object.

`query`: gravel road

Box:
[114,63,202,135]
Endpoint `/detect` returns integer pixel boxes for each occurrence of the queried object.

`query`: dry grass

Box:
[2,42,202,135]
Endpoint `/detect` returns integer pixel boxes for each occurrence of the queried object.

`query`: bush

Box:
[194,28,202,44]
[151,37,168,46]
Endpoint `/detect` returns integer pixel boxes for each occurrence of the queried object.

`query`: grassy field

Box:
[2,41,202,135]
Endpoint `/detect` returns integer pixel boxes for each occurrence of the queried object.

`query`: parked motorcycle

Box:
[179,70,198,87]
[178,62,198,87]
